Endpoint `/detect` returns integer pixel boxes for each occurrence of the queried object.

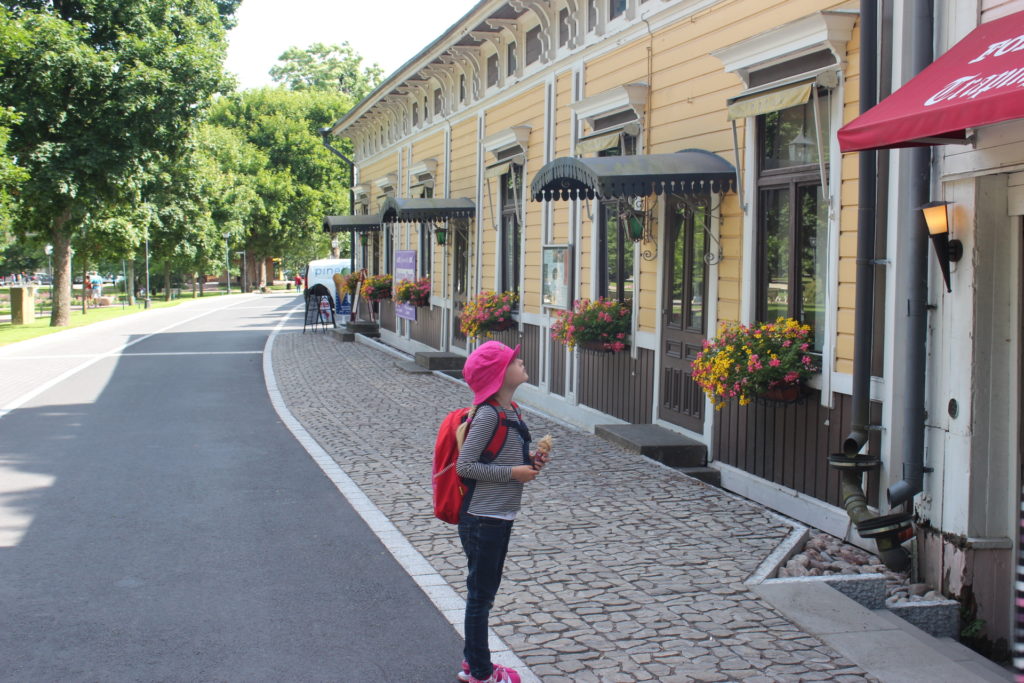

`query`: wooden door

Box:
[659,195,709,431]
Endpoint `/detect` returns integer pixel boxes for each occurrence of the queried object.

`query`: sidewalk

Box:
[272,332,885,682]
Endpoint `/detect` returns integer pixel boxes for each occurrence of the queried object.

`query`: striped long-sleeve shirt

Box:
[455,404,530,520]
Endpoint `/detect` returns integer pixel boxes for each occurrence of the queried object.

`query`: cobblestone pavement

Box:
[272,332,875,682]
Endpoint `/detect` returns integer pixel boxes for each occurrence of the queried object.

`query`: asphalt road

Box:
[0,294,464,682]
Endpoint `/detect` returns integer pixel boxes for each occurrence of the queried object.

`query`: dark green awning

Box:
[322,214,382,233]
[379,196,476,223]
[530,149,736,201]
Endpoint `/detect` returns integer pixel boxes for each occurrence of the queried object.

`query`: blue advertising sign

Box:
[338,292,352,317]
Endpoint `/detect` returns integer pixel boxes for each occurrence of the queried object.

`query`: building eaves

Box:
[326,0,511,137]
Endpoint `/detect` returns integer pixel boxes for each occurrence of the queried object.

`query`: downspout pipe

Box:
[320,128,357,261]
[887,0,933,509]
[842,0,878,460]
[835,0,912,572]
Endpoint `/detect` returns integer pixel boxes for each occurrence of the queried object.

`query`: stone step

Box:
[345,320,380,338]
[673,466,721,487]
[415,351,466,371]
[395,360,431,374]
[330,328,355,342]
[593,424,706,468]
[753,581,1009,683]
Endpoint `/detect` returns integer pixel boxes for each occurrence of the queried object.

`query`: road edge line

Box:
[262,318,539,683]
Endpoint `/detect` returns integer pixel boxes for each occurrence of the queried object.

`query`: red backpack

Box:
[432,400,520,524]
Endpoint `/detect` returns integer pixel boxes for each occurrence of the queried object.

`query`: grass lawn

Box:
[0,290,232,347]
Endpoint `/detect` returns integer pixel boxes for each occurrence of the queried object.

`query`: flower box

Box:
[459,290,519,339]
[692,318,819,409]
[394,277,431,307]
[551,298,631,353]
[361,274,393,302]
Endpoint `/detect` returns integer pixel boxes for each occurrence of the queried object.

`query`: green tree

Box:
[207,87,353,285]
[0,0,235,326]
[269,42,383,99]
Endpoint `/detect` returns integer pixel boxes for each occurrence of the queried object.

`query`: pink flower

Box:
[769,358,781,367]
[782,340,792,347]
[800,343,809,351]
[802,355,812,365]
[784,371,799,382]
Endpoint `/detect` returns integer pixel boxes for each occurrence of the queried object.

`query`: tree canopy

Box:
[269,42,383,99]
[0,0,233,324]
[0,3,365,316]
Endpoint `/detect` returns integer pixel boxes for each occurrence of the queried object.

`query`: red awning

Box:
[838,10,1024,152]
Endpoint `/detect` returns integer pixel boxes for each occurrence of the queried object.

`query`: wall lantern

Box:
[919,201,963,293]
[619,197,648,242]
[359,232,369,247]
[434,222,448,246]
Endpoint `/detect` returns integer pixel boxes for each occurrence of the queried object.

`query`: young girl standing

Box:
[455,341,546,683]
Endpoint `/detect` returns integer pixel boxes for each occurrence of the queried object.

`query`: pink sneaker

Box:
[457,660,520,683]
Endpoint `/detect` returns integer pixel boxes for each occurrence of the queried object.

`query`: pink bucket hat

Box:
[463,341,520,405]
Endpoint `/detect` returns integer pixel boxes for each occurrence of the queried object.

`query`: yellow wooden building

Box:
[326,0,1024,651]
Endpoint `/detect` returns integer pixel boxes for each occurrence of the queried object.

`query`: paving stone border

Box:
[271,332,877,681]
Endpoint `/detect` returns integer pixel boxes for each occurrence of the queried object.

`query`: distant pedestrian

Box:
[294,273,303,290]
[84,277,92,305]
[90,274,103,303]
[454,341,548,683]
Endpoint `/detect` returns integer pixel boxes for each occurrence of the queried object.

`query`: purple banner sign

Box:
[394,250,417,321]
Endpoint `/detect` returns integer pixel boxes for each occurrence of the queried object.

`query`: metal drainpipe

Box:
[887,0,933,510]
[833,0,912,572]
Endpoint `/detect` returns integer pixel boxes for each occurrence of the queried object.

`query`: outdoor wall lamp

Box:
[434,221,448,246]
[619,197,648,242]
[919,201,963,293]
[359,232,369,247]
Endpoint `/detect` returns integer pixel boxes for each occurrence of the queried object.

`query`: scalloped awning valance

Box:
[322,214,382,233]
[530,149,736,201]
[379,196,476,223]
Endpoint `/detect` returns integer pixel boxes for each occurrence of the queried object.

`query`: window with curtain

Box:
[756,93,829,352]
[453,222,469,300]
[499,167,523,296]
[419,224,432,278]
[596,140,634,302]
[609,0,626,20]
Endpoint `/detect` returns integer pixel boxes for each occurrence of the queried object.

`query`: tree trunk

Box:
[258,257,267,291]
[198,269,204,296]
[49,218,72,327]
[126,260,136,306]
[164,265,171,302]
[192,272,198,298]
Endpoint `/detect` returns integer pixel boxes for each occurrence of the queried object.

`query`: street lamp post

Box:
[44,243,53,283]
[235,251,247,293]
[222,232,231,295]
[145,232,151,309]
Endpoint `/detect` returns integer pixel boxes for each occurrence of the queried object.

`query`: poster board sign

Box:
[542,245,572,309]
[394,250,417,321]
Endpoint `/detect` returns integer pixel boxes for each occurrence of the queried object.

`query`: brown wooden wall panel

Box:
[549,339,566,397]
[483,324,540,388]
[410,305,442,348]
[378,300,396,332]
[578,348,655,424]
[712,392,880,508]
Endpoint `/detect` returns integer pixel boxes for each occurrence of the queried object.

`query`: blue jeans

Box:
[459,514,514,680]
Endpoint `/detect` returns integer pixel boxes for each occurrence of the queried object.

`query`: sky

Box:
[224,0,480,91]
